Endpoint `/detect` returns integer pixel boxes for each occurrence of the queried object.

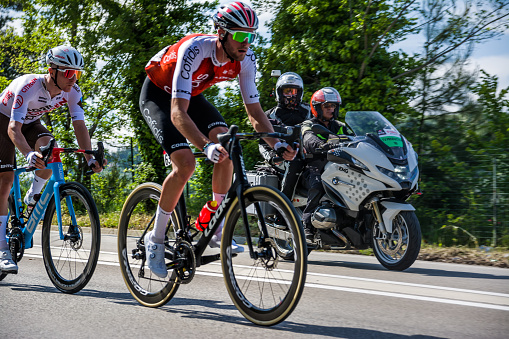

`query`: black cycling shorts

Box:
[139,76,228,155]
[0,114,53,172]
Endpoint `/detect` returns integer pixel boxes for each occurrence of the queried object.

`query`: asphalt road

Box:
[1,231,508,339]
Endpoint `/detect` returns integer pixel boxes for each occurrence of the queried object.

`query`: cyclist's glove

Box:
[274,141,289,156]
[203,142,221,163]
[26,151,42,168]
[88,157,103,173]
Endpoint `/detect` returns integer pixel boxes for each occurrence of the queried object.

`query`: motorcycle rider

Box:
[259,72,309,199]
[301,87,348,245]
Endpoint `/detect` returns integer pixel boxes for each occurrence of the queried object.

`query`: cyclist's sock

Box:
[26,174,48,202]
[212,192,226,236]
[0,215,8,250]
[150,205,172,244]
[31,173,48,194]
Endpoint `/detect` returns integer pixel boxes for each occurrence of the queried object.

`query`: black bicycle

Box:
[117,125,307,326]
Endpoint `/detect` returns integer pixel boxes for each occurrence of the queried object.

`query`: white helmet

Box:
[275,72,304,109]
[46,46,84,70]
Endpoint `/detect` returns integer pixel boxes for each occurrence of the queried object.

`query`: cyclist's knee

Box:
[35,135,54,150]
[208,126,228,143]
[169,150,196,181]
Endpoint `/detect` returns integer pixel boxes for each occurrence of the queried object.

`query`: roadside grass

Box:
[94,212,509,267]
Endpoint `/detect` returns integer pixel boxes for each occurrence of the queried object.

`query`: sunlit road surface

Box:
[1,230,508,338]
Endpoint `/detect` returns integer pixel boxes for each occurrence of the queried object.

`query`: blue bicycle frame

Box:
[9,157,76,249]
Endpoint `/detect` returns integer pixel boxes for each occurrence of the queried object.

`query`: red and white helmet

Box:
[46,45,84,70]
[213,2,259,30]
[310,87,342,120]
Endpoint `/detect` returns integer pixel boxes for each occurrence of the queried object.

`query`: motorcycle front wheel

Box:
[372,211,421,271]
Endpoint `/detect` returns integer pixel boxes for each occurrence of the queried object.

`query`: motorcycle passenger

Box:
[301,87,348,245]
[259,72,309,199]
[0,46,106,274]
[139,2,297,278]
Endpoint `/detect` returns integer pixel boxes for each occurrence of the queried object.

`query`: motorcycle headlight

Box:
[377,165,418,182]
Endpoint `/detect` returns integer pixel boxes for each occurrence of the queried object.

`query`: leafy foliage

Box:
[1,0,508,246]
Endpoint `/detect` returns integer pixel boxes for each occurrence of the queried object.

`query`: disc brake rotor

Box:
[67,225,83,250]
[379,222,404,256]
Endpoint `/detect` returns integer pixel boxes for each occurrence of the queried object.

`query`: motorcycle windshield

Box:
[345,111,407,161]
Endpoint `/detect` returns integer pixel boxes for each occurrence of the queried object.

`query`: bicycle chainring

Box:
[8,227,24,262]
[174,240,196,284]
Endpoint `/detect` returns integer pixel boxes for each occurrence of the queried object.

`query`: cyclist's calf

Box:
[0,172,14,214]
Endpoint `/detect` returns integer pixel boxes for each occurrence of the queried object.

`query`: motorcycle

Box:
[247,111,421,271]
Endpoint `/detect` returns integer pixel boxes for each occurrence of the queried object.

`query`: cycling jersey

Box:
[145,34,259,104]
[0,74,85,124]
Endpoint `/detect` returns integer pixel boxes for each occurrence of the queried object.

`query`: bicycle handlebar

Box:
[217,124,300,146]
[29,139,105,175]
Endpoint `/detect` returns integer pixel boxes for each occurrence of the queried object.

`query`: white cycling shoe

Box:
[0,250,18,274]
[144,233,168,278]
[208,234,245,254]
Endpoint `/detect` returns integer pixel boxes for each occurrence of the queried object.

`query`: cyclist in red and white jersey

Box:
[140,2,297,278]
[0,46,105,274]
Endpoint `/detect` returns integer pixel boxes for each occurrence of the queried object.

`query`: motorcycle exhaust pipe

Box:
[331,229,351,250]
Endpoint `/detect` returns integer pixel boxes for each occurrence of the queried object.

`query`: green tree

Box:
[254,0,419,120]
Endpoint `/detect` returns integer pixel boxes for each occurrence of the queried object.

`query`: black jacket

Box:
[259,104,310,163]
[301,117,348,171]
[266,104,310,126]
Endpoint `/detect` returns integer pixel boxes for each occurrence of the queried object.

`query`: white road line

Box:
[22,252,509,312]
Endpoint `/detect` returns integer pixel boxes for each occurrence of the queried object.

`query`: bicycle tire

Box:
[221,185,307,326]
[42,182,101,293]
[117,182,182,307]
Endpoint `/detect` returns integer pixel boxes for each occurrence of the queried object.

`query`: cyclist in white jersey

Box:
[139,2,298,278]
[0,46,105,274]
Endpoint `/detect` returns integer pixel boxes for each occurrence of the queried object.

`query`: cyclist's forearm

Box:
[245,102,278,148]
[171,98,209,149]
[72,120,93,162]
[7,120,32,157]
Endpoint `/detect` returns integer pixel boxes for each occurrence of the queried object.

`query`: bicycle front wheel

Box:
[117,182,182,307]
[221,185,307,326]
[42,182,101,293]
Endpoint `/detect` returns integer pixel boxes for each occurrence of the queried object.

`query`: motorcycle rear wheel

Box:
[372,211,421,271]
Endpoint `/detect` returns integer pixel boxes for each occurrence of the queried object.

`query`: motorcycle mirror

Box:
[311,124,333,136]
[271,70,281,78]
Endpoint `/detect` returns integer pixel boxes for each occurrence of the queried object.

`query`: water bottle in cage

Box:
[195,201,218,231]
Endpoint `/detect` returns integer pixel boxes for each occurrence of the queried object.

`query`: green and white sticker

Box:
[380,136,403,147]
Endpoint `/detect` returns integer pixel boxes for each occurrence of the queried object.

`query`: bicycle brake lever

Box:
[95,141,105,170]
[40,139,56,166]
[217,125,238,149]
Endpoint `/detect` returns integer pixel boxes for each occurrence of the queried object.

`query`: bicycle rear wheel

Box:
[117,182,182,307]
[221,185,307,326]
[42,182,101,293]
